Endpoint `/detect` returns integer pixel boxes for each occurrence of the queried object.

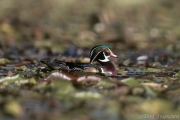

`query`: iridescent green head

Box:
[90,45,118,64]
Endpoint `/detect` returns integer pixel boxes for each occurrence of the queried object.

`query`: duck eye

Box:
[104,49,110,56]
[103,48,108,52]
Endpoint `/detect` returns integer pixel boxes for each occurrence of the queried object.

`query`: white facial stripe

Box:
[90,50,103,64]
[98,52,110,62]
[90,46,100,56]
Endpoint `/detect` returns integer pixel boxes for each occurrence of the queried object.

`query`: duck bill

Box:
[110,52,118,58]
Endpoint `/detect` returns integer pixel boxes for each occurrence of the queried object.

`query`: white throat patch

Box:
[99,52,110,62]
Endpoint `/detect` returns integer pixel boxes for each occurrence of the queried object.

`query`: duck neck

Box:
[98,61,111,66]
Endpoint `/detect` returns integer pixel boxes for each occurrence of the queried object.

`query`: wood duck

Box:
[41,45,118,75]
[90,45,118,75]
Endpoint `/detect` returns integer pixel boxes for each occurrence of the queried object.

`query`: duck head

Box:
[90,45,118,64]
[90,45,118,75]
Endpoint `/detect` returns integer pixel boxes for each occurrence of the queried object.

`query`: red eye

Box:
[104,49,109,52]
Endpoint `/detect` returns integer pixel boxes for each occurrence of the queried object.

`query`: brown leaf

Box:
[45,70,78,82]
[44,70,102,86]
[76,75,102,86]
[7,70,13,77]
[115,86,130,95]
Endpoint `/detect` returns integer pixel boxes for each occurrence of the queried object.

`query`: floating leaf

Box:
[114,86,130,95]
[96,79,116,88]
[77,76,102,86]
[138,99,173,114]
[131,87,145,96]
[145,68,162,72]
[0,58,12,65]
[152,62,162,67]
[74,91,102,99]
[45,70,78,82]
[4,100,22,117]
[174,72,180,77]
[164,83,180,96]
[121,78,140,86]
[51,80,75,96]
[0,75,22,83]
[7,70,13,77]
[144,86,158,98]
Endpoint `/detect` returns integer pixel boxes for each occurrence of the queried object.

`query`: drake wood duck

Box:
[41,45,118,75]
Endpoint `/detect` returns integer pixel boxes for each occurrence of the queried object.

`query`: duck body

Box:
[41,45,118,75]
[98,61,117,75]
[41,60,100,72]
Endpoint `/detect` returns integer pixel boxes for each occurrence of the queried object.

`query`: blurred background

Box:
[1,1,180,120]
[0,0,180,60]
